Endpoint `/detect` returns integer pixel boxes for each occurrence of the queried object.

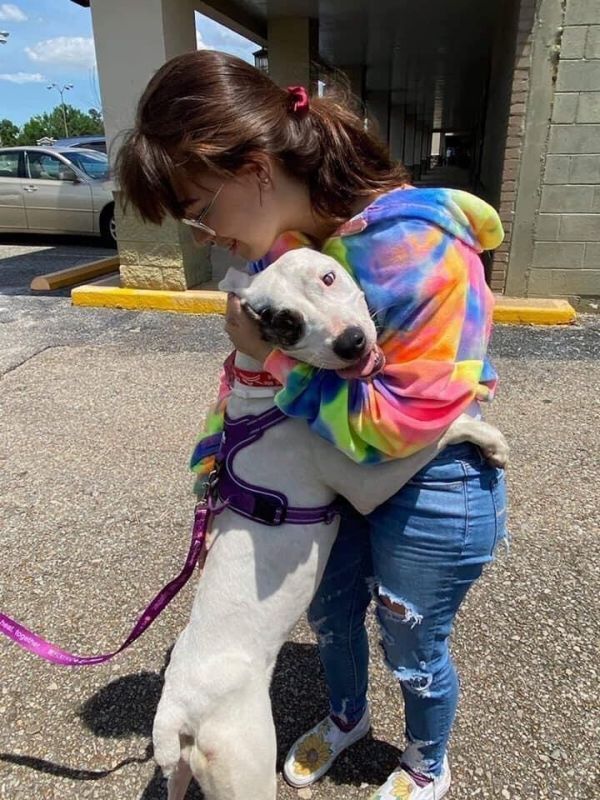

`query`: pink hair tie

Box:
[286,85,310,114]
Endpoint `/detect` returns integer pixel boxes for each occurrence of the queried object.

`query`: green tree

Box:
[88,108,103,128]
[16,105,105,145]
[0,119,19,146]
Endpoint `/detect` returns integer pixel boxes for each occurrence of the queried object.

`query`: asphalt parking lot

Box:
[0,238,599,800]
[0,233,116,297]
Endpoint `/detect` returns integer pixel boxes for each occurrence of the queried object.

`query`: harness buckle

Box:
[252,495,287,526]
[206,462,222,499]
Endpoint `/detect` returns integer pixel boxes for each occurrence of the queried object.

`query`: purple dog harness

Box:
[0,406,338,666]
[209,407,338,526]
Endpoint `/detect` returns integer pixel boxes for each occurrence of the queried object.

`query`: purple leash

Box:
[0,406,338,667]
[0,503,211,666]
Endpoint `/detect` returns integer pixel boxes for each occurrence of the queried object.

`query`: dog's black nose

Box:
[333,326,367,361]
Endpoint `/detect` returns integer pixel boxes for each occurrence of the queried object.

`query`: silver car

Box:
[0,146,115,245]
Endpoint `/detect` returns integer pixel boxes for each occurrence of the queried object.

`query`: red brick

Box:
[510,104,526,114]
[504,148,521,159]
[505,137,522,148]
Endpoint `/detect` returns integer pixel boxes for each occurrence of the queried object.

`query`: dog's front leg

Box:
[439,414,509,467]
[311,414,508,516]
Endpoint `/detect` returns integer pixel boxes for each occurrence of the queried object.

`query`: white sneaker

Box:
[283,707,371,788]
[369,756,451,800]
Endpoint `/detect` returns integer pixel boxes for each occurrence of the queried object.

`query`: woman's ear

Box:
[238,153,274,186]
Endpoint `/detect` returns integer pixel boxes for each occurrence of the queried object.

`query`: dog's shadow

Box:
[73,641,400,798]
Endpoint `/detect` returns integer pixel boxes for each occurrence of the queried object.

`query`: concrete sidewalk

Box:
[0,296,598,800]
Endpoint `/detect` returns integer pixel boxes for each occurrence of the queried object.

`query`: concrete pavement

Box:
[0,280,598,799]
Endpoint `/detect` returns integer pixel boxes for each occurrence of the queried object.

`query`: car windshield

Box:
[59,150,110,180]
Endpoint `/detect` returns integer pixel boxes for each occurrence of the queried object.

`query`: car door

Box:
[0,150,27,230]
[23,151,94,233]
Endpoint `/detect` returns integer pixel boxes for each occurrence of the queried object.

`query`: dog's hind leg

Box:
[191,678,277,800]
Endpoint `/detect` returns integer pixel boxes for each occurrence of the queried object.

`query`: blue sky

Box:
[0,1,257,127]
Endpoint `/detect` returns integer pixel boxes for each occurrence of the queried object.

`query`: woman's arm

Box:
[263,219,499,464]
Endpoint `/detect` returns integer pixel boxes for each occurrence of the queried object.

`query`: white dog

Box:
[153,249,508,800]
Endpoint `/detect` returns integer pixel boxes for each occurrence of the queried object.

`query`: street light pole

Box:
[47,83,74,137]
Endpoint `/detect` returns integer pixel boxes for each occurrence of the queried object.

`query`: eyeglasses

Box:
[181,183,224,237]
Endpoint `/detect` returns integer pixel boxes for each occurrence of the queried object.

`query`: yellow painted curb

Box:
[493,297,576,325]
[31,256,119,291]
[72,278,576,325]
[71,279,226,314]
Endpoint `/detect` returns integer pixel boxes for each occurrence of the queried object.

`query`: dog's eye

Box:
[322,271,336,286]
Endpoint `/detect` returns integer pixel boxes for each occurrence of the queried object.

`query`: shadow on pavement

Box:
[0,233,116,297]
[0,746,153,783]
[0,638,401,798]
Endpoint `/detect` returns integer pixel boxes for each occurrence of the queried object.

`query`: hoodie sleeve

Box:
[189,351,235,494]
[264,204,501,464]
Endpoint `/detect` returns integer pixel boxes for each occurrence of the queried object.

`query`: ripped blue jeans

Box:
[308,442,507,778]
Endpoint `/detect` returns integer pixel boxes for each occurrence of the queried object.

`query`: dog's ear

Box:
[218,268,253,295]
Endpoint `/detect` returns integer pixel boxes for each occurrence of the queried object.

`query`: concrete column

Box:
[267,17,318,91]
[367,90,391,145]
[421,125,432,173]
[341,64,365,102]
[413,124,423,178]
[403,115,416,173]
[389,103,406,162]
[91,0,211,290]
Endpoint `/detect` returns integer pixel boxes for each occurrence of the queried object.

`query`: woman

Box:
[118,50,507,800]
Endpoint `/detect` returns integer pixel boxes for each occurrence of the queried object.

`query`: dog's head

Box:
[220,249,383,379]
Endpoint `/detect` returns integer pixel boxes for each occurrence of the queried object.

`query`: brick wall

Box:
[529,0,600,298]
[491,0,537,292]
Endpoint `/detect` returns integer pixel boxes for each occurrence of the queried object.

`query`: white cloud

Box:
[0,4,27,22]
[196,28,207,49]
[25,36,96,70]
[0,71,45,84]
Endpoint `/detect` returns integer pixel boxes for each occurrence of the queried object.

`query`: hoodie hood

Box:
[337,187,504,253]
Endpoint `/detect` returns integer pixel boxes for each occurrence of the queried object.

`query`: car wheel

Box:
[100,204,117,247]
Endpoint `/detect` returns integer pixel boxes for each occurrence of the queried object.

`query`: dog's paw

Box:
[482,435,510,469]
[218,267,253,294]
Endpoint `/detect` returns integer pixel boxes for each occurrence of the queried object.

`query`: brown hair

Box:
[117,49,409,226]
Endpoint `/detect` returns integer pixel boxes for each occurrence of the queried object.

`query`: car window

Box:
[26,152,71,181]
[59,150,109,180]
[0,151,20,178]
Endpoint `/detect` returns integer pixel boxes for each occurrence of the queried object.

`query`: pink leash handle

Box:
[0,503,211,666]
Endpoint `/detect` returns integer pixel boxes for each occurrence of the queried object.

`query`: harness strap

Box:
[212,407,339,527]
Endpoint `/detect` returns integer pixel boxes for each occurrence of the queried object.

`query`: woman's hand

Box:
[225,293,273,364]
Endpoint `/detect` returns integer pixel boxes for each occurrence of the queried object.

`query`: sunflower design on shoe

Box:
[292,730,333,777]
[370,771,415,800]
[390,771,416,799]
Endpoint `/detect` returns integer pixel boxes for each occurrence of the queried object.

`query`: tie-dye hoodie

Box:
[191,187,503,477]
